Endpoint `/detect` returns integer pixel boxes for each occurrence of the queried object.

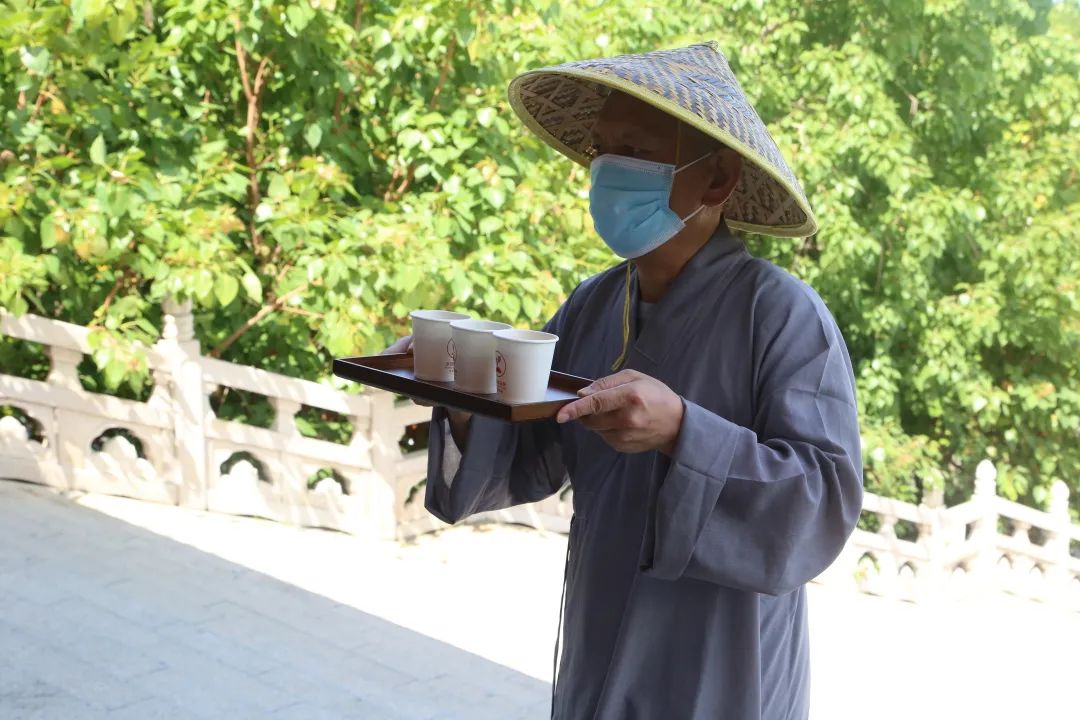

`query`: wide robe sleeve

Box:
[424,304,573,525]
[642,280,864,595]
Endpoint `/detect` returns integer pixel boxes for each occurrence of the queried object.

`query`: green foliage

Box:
[307,466,348,493]
[1,0,1078,517]
[209,387,275,429]
[295,404,353,444]
[0,403,46,442]
[0,335,49,381]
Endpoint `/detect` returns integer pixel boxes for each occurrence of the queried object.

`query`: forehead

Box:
[591,91,677,142]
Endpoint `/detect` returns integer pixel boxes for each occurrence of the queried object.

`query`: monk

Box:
[387,42,863,720]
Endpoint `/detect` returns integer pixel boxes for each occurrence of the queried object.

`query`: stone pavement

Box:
[2,478,1079,720]
[0,480,551,720]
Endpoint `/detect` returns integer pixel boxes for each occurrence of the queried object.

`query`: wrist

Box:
[660,395,685,457]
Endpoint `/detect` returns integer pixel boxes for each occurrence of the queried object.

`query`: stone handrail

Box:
[1,304,427,540]
[825,461,1080,610]
[2,306,1078,609]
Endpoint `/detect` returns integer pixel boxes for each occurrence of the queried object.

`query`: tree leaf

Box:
[241,272,262,302]
[103,358,126,390]
[450,272,471,300]
[40,215,57,248]
[89,135,106,165]
[267,173,290,200]
[306,258,327,283]
[478,216,502,234]
[481,186,506,209]
[503,294,521,321]
[522,295,542,320]
[285,4,315,33]
[214,274,238,306]
[395,266,422,292]
[399,129,424,150]
[193,270,213,302]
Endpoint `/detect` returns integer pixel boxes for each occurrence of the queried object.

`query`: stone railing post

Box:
[271,397,301,437]
[877,513,900,597]
[1009,521,1034,592]
[147,366,173,411]
[919,487,947,596]
[46,345,86,487]
[969,459,1000,591]
[157,297,208,510]
[368,392,403,513]
[46,345,83,390]
[1046,481,1072,605]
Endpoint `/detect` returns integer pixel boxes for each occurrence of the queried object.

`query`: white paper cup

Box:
[493,329,559,404]
[450,320,513,394]
[410,310,470,382]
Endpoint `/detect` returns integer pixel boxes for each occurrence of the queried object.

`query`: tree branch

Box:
[759,20,787,41]
[235,38,273,259]
[382,36,457,202]
[274,260,295,285]
[382,164,403,202]
[281,305,324,319]
[427,34,456,110]
[253,55,271,97]
[394,164,416,197]
[208,283,309,359]
[333,0,367,126]
[94,272,127,319]
[235,38,253,102]
[91,237,139,321]
[30,81,50,120]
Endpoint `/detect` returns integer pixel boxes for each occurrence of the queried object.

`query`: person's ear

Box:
[701,149,741,207]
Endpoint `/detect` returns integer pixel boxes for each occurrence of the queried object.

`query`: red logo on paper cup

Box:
[495,351,506,378]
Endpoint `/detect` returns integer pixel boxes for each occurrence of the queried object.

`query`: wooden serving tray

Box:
[333,354,592,422]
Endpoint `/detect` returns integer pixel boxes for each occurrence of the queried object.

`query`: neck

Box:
[634,219,719,302]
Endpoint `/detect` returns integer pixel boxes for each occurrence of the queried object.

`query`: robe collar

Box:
[623,221,750,374]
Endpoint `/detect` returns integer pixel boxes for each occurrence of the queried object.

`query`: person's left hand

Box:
[556,369,685,455]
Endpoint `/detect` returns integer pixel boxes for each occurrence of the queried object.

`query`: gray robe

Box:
[425,225,863,720]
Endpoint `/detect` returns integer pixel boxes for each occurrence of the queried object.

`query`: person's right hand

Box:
[382,334,414,355]
[381,334,432,407]
[380,334,471,442]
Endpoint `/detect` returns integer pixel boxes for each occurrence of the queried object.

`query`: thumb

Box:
[578,370,638,397]
[385,334,413,354]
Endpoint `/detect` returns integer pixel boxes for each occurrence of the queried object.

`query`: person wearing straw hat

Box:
[416,41,863,719]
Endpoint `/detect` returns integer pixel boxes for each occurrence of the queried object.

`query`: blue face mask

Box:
[588,151,713,259]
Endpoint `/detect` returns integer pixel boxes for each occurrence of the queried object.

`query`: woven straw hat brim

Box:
[507,42,818,238]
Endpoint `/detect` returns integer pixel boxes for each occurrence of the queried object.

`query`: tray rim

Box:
[332,354,592,422]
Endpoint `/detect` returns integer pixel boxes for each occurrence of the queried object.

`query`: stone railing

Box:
[2,307,1077,607]
[0,304,573,540]
[1,304,432,540]
[819,461,1080,610]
